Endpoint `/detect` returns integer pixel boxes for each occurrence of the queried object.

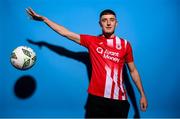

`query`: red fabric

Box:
[80,34,134,100]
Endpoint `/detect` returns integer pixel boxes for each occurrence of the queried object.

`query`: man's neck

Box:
[102,33,115,39]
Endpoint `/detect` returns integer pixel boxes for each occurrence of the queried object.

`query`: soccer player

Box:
[26,8,148,118]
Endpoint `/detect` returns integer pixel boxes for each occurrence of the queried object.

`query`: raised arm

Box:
[127,62,148,112]
[26,8,80,44]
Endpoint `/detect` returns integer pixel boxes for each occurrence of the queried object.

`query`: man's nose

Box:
[107,20,111,25]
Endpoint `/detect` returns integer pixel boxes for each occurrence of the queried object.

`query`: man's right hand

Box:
[26,7,46,21]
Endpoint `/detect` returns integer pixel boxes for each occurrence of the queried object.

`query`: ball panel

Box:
[22,48,32,58]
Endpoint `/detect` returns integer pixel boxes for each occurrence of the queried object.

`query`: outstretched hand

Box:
[26,7,45,21]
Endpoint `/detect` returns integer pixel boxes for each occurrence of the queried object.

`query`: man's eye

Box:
[110,19,115,22]
[102,19,107,22]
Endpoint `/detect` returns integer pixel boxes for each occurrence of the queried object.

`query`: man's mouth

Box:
[106,27,112,29]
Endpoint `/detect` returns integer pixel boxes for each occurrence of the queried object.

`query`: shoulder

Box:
[80,34,101,42]
[80,34,100,46]
[80,34,97,38]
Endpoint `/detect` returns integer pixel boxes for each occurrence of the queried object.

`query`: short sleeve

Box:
[125,42,134,63]
[80,34,95,48]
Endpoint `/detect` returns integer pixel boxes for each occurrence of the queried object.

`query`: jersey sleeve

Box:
[125,42,134,63]
[80,34,95,48]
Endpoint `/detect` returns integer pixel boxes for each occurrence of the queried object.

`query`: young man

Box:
[26,8,148,118]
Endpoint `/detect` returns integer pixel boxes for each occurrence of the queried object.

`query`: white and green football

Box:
[10,46,36,70]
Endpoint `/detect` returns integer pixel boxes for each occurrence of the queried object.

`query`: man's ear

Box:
[116,20,118,27]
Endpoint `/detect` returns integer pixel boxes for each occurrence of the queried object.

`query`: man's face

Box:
[99,14,117,35]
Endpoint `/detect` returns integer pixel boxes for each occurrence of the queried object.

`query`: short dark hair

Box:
[99,9,116,18]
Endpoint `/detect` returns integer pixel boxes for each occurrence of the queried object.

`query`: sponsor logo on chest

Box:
[96,47,120,63]
[95,36,127,63]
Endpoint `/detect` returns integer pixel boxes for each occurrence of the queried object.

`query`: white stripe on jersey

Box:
[107,39,113,48]
[120,67,126,100]
[124,39,127,49]
[104,65,113,98]
[115,36,121,50]
[113,67,119,99]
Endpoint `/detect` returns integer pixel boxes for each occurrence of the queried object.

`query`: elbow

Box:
[131,69,139,76]
[130,69,139,82]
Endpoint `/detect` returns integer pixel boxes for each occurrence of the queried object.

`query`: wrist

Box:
[140,92,146,97]
[42,17,48,22]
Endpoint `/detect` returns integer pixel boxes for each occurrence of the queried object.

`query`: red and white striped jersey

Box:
[80,34,134,100]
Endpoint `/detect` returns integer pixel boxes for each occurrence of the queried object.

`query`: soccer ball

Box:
[10,46,36,70]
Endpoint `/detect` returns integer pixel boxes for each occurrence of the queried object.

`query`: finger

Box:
[26,10,34,18]
[25,11,32,19]
[26,8,33,16]
[29,9,35,16]
[26,8,31,15]
[28,7,33,11]
[28,7,37,15]
[141,103,147,112]
[26,7,34,16]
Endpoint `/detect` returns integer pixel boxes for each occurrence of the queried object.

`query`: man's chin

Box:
[104,31,114,35]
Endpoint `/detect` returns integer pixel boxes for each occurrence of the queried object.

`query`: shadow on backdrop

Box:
[123,65,140,118]
[27,39,140,118]
[27,39,92,81]
[14,75,36,99]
